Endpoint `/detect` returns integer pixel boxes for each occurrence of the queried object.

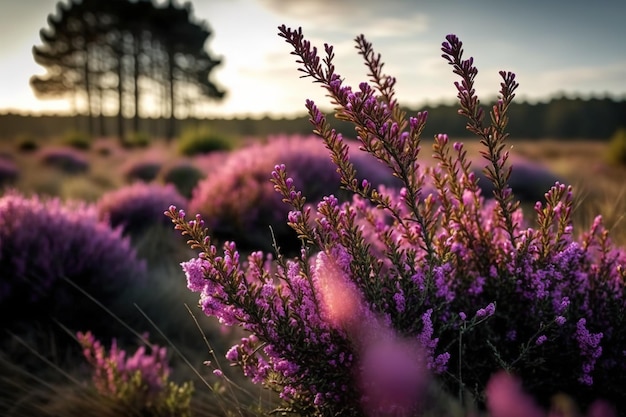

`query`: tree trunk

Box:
[116,55,124,143]
[133,35,140,134]
[166,49,175,142]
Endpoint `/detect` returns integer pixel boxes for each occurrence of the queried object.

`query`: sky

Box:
[0,0,625,118]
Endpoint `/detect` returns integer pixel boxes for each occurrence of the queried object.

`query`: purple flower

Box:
[97,182,187,236]
[165,26,626,416]
[0,191,146,329]
[38,146,89,174]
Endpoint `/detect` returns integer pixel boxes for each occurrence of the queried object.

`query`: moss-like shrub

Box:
[15,134,39,152]
[606,127,626,166]
[177,127,234,156]
[39,146,89,174]
[61,130,91,150]
[122,131,151,149]
[160,161,206,198]
[122,160,162,183]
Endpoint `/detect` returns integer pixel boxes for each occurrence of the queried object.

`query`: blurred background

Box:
[0,0,624,140]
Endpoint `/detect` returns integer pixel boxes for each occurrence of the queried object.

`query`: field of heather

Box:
[1,126,625,416]
[1,19,625,417]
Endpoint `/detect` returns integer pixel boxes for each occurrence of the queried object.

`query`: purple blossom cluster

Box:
[77,331,193,415]
[188,134,399,254]
[97,182,187,237]
[38,146,89,174]
[166,27,626,416]
[0,157,19,187]
[122,158,162,183]
[0,191,146,327]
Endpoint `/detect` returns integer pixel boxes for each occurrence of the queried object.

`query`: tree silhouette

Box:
[31,0,225,141]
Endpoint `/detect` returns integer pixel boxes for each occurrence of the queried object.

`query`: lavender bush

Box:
[77,331,193,416]
[167,26,626,416]
[0,191,146,330]
[189,134,399,253]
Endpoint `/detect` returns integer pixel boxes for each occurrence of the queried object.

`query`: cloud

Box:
[523,62,626,99]
[258,0,429,36]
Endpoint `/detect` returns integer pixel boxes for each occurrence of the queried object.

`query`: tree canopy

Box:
[30,0,225,141]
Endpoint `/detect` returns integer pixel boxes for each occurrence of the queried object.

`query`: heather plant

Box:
[160,160,206,198]
[77,331,193,417]
[122,159,163,183]
[188,134,400,254]
[0,191,146,332]
[15,133,39,152]
[166,26,626,416]
[177,126,235,156]
[97,182,187,238]
[61,129,91,150]
[0,157,19,187]
[39,146,90,174]
[123,131,151,149]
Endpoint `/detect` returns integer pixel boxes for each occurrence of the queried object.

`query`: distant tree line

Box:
[419,96,626,140]
[0,97,624,142]
[30,0,225,142]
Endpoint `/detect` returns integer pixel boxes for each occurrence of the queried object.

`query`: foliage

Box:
[77,331,194,417]
[15,133,39,152]
[0,191,146,331]
[97,182,187,237]
[606,127,626,166]
[167,26,626,416]
[61,129,91,150]
[122,159,162,183]
[160,161,206,198]
[177,126,234,156]
[31,0,225,140]
[0,158,19,187]
[188,134,400,254]
[38,146,89,174]
[122,131,151,149]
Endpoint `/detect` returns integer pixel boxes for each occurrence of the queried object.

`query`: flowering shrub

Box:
[177,126,234,156]
[189,134,399,253]
[77,331,193,416]
[0,157,19,187]
[160,161,206,198]
[39,146,89,174]
[97,182,187,237]
[61,129,91,150]
[0,191,146,328]
[167,26,626,416]
[122,159,162,183]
